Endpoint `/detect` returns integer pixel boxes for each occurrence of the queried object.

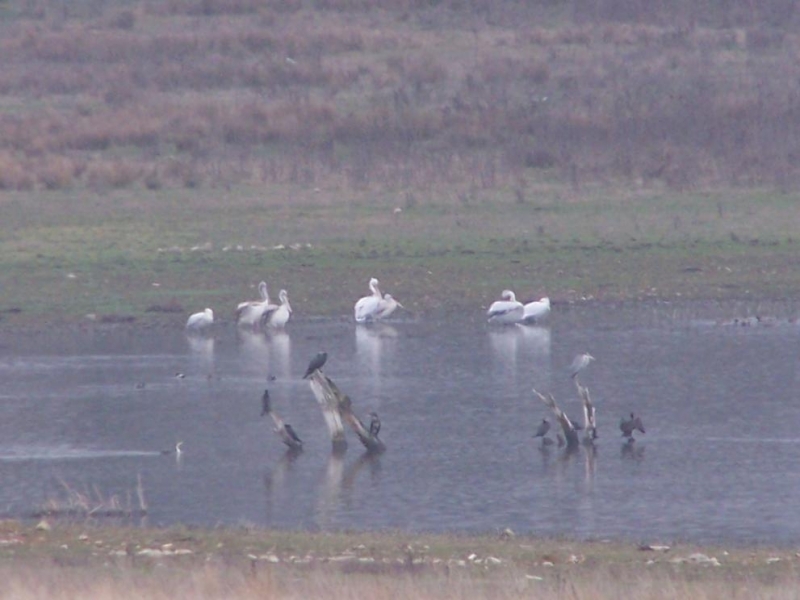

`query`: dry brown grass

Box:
[0,519,798,599]
[1,0,800,194]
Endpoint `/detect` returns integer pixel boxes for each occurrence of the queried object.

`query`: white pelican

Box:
[236,281,276,329]
[487,290,524,324]
[569,353,594,379]
[375,293,403,320]
[522,297,550,324]
[262,289,291,328]
[354,277,383,323]
[186,308,213,330]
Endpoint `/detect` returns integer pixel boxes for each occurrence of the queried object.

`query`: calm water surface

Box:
[1,303,799,545]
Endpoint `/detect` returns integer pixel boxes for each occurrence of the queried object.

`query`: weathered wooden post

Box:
[308,371,348,453]
[574,380,597,443]
[532,389,580,449]
[308,370,386,454]
[260,390,303,451]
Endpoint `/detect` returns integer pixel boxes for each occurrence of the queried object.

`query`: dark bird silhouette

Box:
[302,352,328,379]
[534,418,550,438]
[368,411,381,438]
[261,389,271,417]
[284,424,303,446]
[620,413,646,441]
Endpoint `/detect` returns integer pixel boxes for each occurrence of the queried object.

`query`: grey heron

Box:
[569,353,594,379]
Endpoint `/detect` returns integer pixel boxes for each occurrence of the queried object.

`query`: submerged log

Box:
[261,389,303,451]
[309,370,385,454]
[532,389,580,449]
[574,380,598,443]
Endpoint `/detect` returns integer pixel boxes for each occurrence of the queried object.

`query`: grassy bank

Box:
[0,521,798,599]
[2,184,799,329]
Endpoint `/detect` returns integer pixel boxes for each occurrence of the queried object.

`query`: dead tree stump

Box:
[532,389,580,449]
[261,390,303,451]
[574,380,598,443]
[309,370,385,454]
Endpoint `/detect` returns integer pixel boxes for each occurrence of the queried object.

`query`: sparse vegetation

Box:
[0,520,799,599]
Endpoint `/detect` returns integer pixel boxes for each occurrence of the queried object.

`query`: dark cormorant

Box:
[534,418,550,438]
[620,413,646,440]
[302,352,328,379]
[261,389,271,416]
[284,424,303,446]
[368,411,381,438]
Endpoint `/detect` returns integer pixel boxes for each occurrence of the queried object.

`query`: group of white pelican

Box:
[185,281,292,331]
[185,277,405,331]
[486,291,551,325]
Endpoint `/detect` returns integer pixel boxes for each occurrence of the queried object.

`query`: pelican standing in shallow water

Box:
[236,281,276,329]
[354,277,383,323]
[569,353,595,379]
[522,297,550,324]
[487,290,524,324]
[262,289,291,329]
[186,308,214,330]
[375,293,403,320]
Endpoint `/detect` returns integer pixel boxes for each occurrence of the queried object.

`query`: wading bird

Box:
[302,352,328,379]
[569,353,595,379]
[522,297,550,324]
[186,308,214,330]
[354,277,383,323]
[487,290,524,324]
[368,411,381,438]
[261,389,271,416]
[284,424,303,447]
[262,289,291,328]
[620,413,646,441]
[375,294,403,320]
[236,281,276,329]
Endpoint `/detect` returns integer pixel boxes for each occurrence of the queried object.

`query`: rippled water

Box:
[1,302,799,544]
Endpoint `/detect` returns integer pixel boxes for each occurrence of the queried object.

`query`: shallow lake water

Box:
[1,302,799,545]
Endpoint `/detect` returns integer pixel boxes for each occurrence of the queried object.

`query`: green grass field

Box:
[2,184,799,328]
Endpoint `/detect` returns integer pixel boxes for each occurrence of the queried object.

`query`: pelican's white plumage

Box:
[236,281,276,328]
[262,289,291,328]
[354,277,383,323]
[487,290,524,324]
[375,293,403,320]
[522,297,550,324]
[186,308,214,330]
